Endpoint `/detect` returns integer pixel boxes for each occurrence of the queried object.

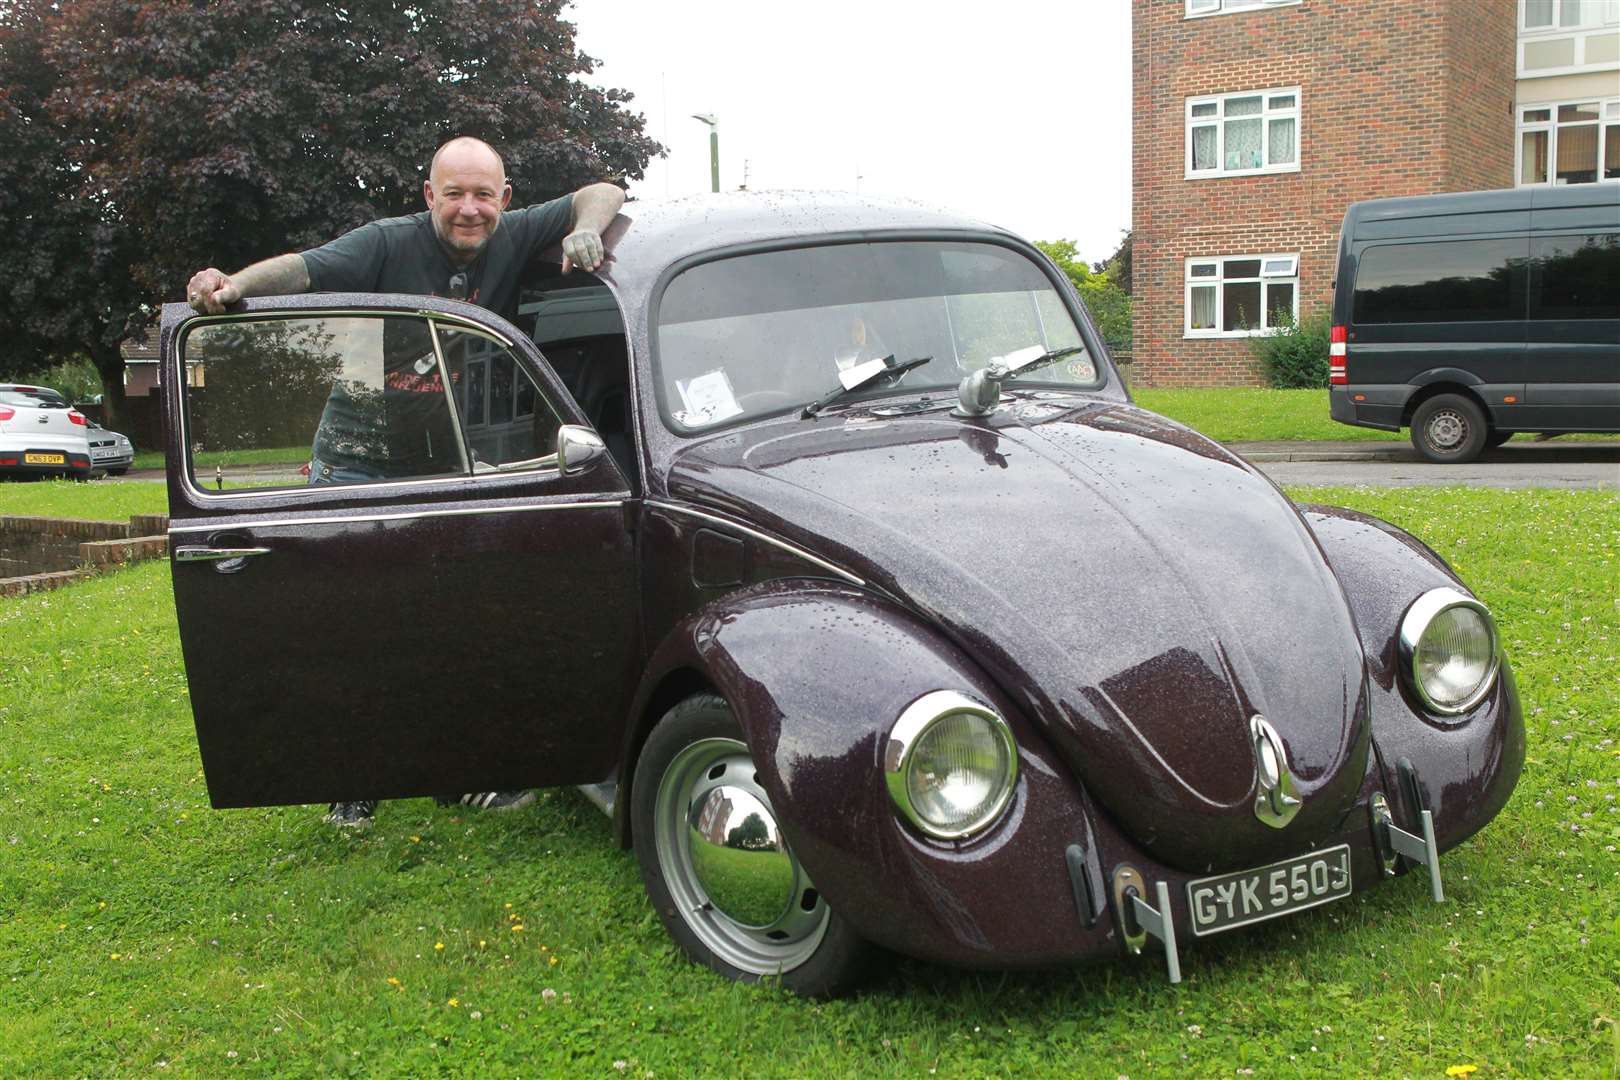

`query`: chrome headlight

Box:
[1398,587,1500,715]
[884,690,1018,840]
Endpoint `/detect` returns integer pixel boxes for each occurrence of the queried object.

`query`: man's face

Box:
[424,146,512,263]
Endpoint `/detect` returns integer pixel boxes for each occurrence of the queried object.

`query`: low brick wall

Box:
[0,514,170,597]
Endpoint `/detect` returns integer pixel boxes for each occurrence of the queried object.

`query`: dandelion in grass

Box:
[548,955,559,967]
[512,924,524,932]
[1445,1067,1477,1077]
[386,977,401,989]
[447,997,459,1007]
[434,942,445,951]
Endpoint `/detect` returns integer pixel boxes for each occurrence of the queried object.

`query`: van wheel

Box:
[631,693,872,997]
[1411,394,1487,463]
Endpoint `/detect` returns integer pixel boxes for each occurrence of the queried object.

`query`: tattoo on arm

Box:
[233,253,310,297]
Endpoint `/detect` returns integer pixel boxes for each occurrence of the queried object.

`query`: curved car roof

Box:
[597,191,1017,296]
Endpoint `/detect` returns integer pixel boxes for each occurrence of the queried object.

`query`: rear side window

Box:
[1531,233,1620,320]
[1352,238,1527,324]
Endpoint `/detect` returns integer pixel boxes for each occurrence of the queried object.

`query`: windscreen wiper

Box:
[954,345,1088,417]
[802,354,932,418]
[998,345,1086,381]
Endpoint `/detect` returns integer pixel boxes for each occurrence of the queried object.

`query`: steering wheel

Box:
[736,390,799,411]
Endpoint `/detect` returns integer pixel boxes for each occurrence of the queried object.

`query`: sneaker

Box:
[451,790,535,813]
[325,800,377,828]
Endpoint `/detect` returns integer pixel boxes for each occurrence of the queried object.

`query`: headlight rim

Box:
[883,689,1019,841]
[1398,586,1501,717]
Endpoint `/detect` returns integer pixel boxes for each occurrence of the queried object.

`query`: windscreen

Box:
[655,241,1100,431]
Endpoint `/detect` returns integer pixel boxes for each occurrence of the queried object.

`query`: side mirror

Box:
[556,424,607,476]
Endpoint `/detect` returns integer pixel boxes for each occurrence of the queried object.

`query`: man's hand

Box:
[187,268,240,314]
[560,229,606,274]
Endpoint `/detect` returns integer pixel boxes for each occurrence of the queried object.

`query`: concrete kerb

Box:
[1225,439,1619,463]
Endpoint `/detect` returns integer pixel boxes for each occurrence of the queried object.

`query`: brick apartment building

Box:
[1130,0,1619,386]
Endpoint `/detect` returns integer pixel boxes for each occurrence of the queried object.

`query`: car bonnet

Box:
[664,396,1373,874]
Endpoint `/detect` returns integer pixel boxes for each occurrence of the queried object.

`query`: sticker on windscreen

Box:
[674,368,744,427]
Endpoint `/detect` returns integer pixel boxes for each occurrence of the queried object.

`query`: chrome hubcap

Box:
[688,785,794,927]
[653,738,828,975]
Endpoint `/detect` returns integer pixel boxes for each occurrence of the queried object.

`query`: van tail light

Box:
[1329,325,1348,385]
[0,406,13,421]
[68,411,88,426]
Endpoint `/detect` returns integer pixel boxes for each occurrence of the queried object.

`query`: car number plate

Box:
[25,452,65,465]
[91,447,117,459]
[1186,844,1351,936]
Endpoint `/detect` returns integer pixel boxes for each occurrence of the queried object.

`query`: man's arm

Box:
[187,254,310,314]
[560,182,626,274]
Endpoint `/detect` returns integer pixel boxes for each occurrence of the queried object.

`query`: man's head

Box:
[424,137,512,264]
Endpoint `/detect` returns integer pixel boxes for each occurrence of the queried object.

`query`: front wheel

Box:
[1410,393,1488,463]
[631,693,872,997]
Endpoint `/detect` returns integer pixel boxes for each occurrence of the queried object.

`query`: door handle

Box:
[173,546,272,562]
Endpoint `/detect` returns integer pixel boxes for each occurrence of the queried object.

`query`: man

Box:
[187,136,624,829]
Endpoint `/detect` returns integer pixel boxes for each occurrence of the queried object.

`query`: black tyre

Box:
[1410,393,1488,463]
[1483,430,1513,449]
[631,693,871,997]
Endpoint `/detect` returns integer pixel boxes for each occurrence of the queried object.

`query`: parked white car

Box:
[0,390,93,479]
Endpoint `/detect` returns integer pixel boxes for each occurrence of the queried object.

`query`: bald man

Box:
[184,138,624,829]
[188,136,621,315]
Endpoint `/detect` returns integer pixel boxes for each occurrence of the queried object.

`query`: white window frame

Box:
[1186,0,1301,18]
[1184,255,1299,339]
[1520,0,1620,33]
[1185,88,1301,179]
[1518,1,1620,75]
[1515,97,1620,185]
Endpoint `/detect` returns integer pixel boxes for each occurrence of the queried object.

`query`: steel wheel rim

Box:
[1426,409,1468,451]
[652,737,829,975]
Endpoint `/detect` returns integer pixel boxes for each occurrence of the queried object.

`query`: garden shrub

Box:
[1249,307,1331,389]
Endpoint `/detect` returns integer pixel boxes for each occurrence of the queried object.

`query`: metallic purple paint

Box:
[163,193,1524,983]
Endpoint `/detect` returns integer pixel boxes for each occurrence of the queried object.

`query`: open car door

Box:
[161,295,639,808]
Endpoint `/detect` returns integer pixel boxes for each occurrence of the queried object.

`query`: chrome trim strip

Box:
[1397,586,1501,716]
[882,689,1019,841]
[167,499,625,534]
[427,320,473,474]
[644,499,865,586]
[178,308,513,348]
[179,462,566,503]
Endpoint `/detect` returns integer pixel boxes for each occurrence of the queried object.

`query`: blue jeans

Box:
[308,456,382,486]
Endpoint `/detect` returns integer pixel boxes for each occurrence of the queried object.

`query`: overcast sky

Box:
[570,1,1132,266]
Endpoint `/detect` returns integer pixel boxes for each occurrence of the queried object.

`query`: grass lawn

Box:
[1131,388,1401,443]
[1,488,1616,1076]
[0,478,169,523]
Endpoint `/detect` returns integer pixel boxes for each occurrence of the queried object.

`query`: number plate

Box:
[1186,844,1352,937]
[91,447,118,459]
[24,452,65,465]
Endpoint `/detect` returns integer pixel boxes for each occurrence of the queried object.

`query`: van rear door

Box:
[1521,195,1620,432]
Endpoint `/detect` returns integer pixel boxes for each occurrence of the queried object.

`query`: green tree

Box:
[1035,239,1133,354]
[0,0,660,426]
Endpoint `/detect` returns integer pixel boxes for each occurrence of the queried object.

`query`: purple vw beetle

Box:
[161,193,1522,995]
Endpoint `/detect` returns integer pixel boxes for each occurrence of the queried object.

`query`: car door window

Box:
[181,313,565,492]
[438,325,563,472]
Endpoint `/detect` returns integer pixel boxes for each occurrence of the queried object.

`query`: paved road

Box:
[1229,439,1618,490]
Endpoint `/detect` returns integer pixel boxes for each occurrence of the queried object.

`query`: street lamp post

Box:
[691,113,719,193]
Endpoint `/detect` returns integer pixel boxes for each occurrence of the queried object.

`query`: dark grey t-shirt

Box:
[300,196,574,477]
[300,194,574,321]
